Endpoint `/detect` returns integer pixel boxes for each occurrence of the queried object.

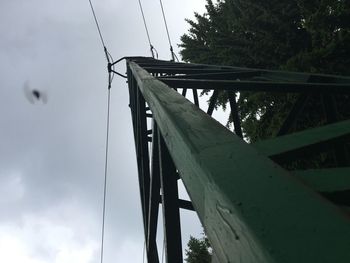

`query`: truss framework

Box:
[126,57,350,263]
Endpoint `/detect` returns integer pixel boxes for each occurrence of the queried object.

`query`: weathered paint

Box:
[253,119,350,163]
[128,61,350,263]
[294,168,350,193]
[160,78,350,94]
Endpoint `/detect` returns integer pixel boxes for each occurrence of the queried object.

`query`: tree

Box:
[180,0,308,69]
[180,0,350,143]
[285,0,350,75]
[185,235,212,263]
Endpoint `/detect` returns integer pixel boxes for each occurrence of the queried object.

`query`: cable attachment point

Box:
[169,46,179,62]
[150,45,159,59]
[109,57,127,79]
[170,46,175,61]
[104,46,111,63]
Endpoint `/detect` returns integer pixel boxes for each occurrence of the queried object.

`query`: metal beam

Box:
[130,57,350,83]
[254,119,350,163]
[136,88,151,230]
[128,61,350,263]
[160,78,350,94]
[157,71,261,80]
[207,90,219,116]
[147,123,161,263]
[178,199,195,211]
[294,168,350,193]
[144,67,235,75]
[128,69,156,261]
[322,94,350,166]
[228,92,243,138]
[277,93,309,136]
[159,197,195,211]
[322,190,350,206]
[158,132,183,263]
[192,89,199,107]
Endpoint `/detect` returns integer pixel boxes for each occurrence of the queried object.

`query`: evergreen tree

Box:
[180,0,350,142]
[185,235,212,263]
[286,0,350,75]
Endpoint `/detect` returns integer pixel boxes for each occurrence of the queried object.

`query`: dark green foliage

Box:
[185,235,212,263]
[180,0,309,68]
[180,0,350,144]
[285,0,350,75]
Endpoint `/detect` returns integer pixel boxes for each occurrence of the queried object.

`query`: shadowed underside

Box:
[126,57,350,263]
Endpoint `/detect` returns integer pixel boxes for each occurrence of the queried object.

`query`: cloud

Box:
[110,239,144,262]
[0,0,207,262]
[0,212,99,263]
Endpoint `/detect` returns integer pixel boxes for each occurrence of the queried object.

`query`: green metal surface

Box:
[138,58,350,84]
[294,168,350,192]
[128,61,350,263]
[253,119,350,162]
[160,78,350,93]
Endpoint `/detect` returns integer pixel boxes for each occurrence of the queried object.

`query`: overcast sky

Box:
[0,0,208,262]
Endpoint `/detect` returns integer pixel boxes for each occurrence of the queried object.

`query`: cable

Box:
[100,88,111,263]
[88,0,106,49]
[159,0,172,47]
[87,2,112,263]
[143,239,146,263]
[137,0,151,47]
[159,0,176,61]
[88,0,114,69]
[161,235,165,263]
[173,52,179,62]
[106,50,116,83]
[151,45,159,59]
[137,0,157,58]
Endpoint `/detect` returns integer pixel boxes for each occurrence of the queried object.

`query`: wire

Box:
[100,88,111,263]
[137,0,152,47]
[173,52,179,62]
[143,239,146,263]
[88,0,106,49]
[159,0,172,48]
[107,50,116,83]
[151,45,159,59]
[161,235,165,263]
[88,0,114,67]
[159,0,176,61]
[87,2,112,263]
[137,0,156,58]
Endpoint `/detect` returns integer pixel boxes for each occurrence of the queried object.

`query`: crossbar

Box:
[128,60,350,263]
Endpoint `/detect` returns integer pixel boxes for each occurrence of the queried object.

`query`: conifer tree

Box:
[180,0,350,142]
[185,235,211,263]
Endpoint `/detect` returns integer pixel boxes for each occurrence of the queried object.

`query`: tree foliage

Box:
[180,0,350,142]
[185,235,212,263]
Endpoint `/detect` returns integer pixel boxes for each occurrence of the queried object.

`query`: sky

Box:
[0,0,209,262]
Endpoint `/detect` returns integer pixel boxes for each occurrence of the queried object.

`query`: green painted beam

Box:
[294,168,350,193]
[128,61,350,263]
[159,78,350,94]
[131,57,350,84]
[253,120,350,163]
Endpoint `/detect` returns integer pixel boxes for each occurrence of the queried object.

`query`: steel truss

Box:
[126,57,350,263]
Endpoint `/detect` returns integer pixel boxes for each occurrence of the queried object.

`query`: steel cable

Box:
[88,0,106,49]
[138,0,157,58]
[100,87,111,263]
[87,1,113,263]
[159,0,177,61]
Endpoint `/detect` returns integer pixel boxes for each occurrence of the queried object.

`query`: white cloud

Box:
[0,214,99,263]
[0,234,46,263]
[0,0,208,262]
[0,170,25,203]
[113,239,144,262]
